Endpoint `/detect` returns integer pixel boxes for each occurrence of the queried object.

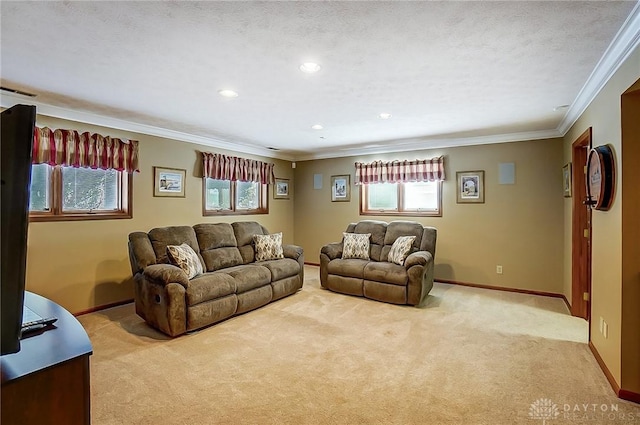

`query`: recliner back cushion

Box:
[148,226,202,266]
[381,221,424,262]
[353,220,387,261]
[420,226,437,258]
[129,232,157,273]
[233,221,268,264]
[194,223,243,271]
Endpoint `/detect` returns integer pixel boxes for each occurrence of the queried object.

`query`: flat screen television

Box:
[1,104,36,355]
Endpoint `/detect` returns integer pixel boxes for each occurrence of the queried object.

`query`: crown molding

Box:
[294,128,563,161]
[0,91,296,162]
[557,1,640,136]
[3,2,637,163]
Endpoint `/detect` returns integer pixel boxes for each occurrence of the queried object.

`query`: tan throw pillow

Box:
[166,243,204,279]
[342,233,371,260]
[254,232,284,261]
[388,235,416,266]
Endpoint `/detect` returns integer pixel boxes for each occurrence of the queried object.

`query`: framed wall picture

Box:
[274,178,290,199]
[456,170,484,203]
[563,163,572,198]
[154,166,186,198]
[331,175,350,202]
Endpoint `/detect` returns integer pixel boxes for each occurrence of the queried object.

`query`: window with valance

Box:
[29,126,139,221]
[356,156,445,217]
[202,152,273,215]
[355,157,445,184]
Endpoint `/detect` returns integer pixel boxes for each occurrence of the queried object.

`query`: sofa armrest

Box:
[283,244,303,260]
[405,251,435,306]
[321,242,343,261]
[143,264,190,288]
[404,251,433,268]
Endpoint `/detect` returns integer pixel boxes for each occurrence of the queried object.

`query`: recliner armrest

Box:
[321,242,343,260]
[404,251,433,268]
[283,244,303,260]
[143,264,190,288]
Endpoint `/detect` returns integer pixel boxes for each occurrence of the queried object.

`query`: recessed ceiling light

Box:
[379,113,392,119]
[218,89,238,98]
[553,104,569,111]
[311,124,323,130]
[300,62,321,74]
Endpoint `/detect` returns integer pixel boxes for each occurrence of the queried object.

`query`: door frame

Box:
[571,128,592,323]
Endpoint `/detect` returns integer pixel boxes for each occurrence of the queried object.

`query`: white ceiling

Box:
[1,1,639,161]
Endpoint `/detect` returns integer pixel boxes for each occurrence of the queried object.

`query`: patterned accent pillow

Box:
[254,232,284,262]
[388,235,416,266]
[166,243,204,279]
[342,233,371,260]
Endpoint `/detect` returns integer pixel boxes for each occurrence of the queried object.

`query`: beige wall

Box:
[26,115,294,314]
[294,138,565,294]
[621,82,640,394]
[563,45,640,391]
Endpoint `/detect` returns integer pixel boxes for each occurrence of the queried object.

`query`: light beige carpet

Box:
[79,266,639,425]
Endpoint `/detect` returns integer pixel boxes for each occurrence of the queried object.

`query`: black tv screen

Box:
[1,104,36,355]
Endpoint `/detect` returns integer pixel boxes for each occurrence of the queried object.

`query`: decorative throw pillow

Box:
[342,233,371,260]
[388,235,416,266]
[254,232,284,261]
[166,243,204,279]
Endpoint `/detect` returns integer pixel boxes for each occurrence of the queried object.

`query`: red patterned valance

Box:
[202,152,275,184]
[33,127,139,173]
[355,156,445,185]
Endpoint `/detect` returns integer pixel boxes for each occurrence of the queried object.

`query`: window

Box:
[29,164,132,221]
[203,178,268,215]
[360,181,442,217]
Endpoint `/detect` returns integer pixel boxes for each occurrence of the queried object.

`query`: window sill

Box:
[29,212,132,222]
[360,211,442,218]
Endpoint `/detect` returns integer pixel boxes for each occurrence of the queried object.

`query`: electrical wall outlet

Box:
[496,265,503,274]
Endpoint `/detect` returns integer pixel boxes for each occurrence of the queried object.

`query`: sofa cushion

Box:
[194,223,238,249]
[233,221,267,264]
[354,220,387,261]
[381,221,423,261]
[128,232,157,272]
[363,262,408,286]
[223,265,271,293]
[342,233,371,260]
[194,223,244,272]
[186,272,236,306]
[327,258,368,279]
[148,226,201,265]
[388,236,416,266]
[204,247,244,272]
[260,258,300,281]
[254,232,284,261]
[167,243,204,279]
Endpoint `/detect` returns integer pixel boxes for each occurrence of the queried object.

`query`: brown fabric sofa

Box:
[128,221,304,336]
[320,220,436,306]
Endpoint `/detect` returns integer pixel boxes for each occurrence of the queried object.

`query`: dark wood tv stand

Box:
[1,291,93,425]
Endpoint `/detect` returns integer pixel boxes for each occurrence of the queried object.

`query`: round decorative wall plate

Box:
[586,145,615,211]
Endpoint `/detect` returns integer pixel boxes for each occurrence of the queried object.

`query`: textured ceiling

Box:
[1,1,638,160]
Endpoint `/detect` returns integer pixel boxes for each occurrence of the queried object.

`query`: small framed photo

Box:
[563,163,572,198]
[274,178,290,199]
[331,175,350,202]
[456,170,484,204]
[154,166,186,198]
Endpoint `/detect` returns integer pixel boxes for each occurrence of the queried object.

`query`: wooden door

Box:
[571,128,592,320]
